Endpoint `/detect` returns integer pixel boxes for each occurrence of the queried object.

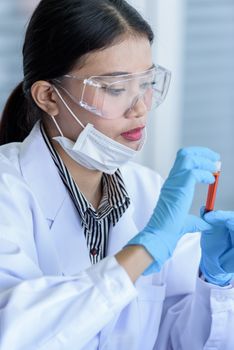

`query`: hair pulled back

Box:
[0,0,154,144]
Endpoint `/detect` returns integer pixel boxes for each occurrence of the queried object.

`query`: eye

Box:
[101,85,126,96]
[140,81,156,90]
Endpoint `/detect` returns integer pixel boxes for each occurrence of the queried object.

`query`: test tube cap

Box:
[215,161,222,172]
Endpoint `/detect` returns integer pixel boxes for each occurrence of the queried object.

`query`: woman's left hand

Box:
[200,209,234,286]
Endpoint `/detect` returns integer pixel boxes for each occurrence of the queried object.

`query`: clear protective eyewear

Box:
[54,64,171,119]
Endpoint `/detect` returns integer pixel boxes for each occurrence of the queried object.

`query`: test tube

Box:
[205,161,221,212]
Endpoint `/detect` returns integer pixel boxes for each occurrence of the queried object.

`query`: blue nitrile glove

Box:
[200,209,234,286]
[126,147,220,275]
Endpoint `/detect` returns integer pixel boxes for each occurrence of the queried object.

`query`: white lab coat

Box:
[0,121,234,350]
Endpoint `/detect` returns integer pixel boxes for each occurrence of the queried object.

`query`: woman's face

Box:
[53,36,153,151]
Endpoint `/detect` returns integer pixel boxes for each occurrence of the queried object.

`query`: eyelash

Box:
[101,81,156,96]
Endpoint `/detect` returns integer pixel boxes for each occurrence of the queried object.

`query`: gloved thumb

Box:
[182,214,212,234]
[201,210,234,226]
[200,206,206,218]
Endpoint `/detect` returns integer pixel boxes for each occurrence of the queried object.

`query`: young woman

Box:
[0,1,234,349]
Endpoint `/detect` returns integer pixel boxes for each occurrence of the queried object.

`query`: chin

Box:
[125,140,142,151]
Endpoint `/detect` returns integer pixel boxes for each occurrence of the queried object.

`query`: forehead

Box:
[72,36,153,76]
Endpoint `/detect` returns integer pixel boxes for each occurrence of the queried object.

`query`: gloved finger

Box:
[182,214,212,233]
[220,248,234,273]
[177,147,220,162]
[178,155,218,173]
[191,169,215,184]
[203,210,234,225]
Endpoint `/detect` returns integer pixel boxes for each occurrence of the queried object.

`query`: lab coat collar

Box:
[19,121,68,222]
[108,165,140,253]
[107,204,138,256]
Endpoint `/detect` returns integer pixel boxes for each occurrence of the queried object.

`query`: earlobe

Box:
[31,80,59,116]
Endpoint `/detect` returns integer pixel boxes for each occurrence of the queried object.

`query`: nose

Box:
[124,94,148,118]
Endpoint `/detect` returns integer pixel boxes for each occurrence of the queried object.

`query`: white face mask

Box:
[51,87,146,174]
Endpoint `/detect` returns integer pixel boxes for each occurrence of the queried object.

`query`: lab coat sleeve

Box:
[154,273,234,349]
[0,159,137,350]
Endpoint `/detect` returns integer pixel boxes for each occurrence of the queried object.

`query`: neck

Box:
[55,141,103,209]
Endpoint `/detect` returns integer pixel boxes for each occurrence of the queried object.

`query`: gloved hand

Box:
[200,209,234,286]
[126,147,219,275]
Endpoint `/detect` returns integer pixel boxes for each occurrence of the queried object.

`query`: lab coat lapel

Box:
[47,198,91,274]
[99,203,139,348]
[19,121,67,222]
[107,203,139,256]
[19,122,90,273]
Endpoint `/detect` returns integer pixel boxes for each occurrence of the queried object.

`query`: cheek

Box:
[94,120,120,139]
[65,99,124,141]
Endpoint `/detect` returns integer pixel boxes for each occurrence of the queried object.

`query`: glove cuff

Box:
[125,231,174,275]
[200,257,232,287]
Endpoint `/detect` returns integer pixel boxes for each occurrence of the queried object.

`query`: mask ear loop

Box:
[52,85,85,129]
[50,114,64,137]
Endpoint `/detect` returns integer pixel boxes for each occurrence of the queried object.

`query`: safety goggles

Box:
[54,64,171,119]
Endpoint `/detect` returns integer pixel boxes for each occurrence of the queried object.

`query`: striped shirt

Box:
[40,123,130,264]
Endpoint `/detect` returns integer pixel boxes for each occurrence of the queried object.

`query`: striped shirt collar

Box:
[40,123,130,225]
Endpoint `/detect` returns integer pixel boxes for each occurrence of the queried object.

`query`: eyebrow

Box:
[99,63,155,76]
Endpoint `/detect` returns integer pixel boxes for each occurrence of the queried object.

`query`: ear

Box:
[31,81,59,116]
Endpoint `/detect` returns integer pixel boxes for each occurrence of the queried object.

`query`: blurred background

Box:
[0,0,233,214]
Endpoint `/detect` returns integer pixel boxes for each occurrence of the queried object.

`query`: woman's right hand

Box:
[126,147,220,274]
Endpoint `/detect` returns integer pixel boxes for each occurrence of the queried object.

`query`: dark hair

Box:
[0,0,154,145]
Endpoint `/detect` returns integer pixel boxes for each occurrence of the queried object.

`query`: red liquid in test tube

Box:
[205,161,221,212]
